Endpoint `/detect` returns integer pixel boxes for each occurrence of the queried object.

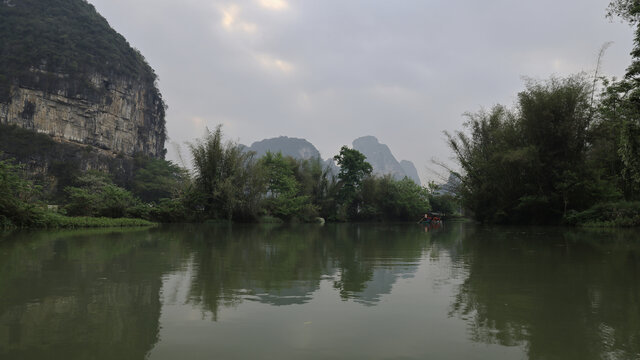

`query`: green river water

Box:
[0,222,639,359]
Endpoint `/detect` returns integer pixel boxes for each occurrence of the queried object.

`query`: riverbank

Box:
[1,211,155,231]
[564,201,640,228]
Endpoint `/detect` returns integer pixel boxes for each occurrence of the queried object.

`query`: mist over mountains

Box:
[245,135,422,185]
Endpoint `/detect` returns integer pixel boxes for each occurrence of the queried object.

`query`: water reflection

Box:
[0,228,186,359]
[0,223,639,359]
[449,226,640,359]
[173,224,427,315]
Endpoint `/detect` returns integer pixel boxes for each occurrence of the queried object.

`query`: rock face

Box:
[247,136,338,175]
[352,136,421,185]
[400,160,421,185]
[0,0,166,159]
[0,74,165,158]
[248,136,322,160]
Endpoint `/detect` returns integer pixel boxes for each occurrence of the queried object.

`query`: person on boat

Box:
[419,213,432,224]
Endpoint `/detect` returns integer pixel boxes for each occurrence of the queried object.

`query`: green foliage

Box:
[447,76,593,224]
[564,201,640,227]
[0,0,161,102]
[132,156,188,203]
[0,156,153,229]
[357,176,431,221]
[189,125,264,221]
[37,213,155,228]
[65,171,140,218]
[333,146,373,218]
[607,0,640,24]
[258,152,315,221]
[0,155,43,229]
[427,182,460,215]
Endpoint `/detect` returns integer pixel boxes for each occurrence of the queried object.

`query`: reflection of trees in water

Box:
[449,226,640,359]
[182,223,430,316]
[183,224,330,319]
[0,223,466,357]
[329,224,427,305]
[0,228,188,360]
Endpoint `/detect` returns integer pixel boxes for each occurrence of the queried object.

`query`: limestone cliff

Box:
[352,136,421,185]
[248,136,322,160]
[0,73,165,157]
[0,0,166,159]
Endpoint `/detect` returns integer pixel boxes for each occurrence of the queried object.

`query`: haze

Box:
[89,0,633,183]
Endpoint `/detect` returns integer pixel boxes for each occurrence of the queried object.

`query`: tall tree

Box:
[333,146,372,219]
[447,76,592,224]
[189,125,263,220]
[601,0,640,198]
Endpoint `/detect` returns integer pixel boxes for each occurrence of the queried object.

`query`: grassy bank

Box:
[42,213,155,229]
[564,201,640,228]
[1,211,155,231]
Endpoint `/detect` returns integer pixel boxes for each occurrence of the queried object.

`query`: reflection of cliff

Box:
[330,224,426,305]
[0,228,184,359]
[183,225,329,319]
[176,224,428,319]
[449,227,640,359]
[347,267,412,306]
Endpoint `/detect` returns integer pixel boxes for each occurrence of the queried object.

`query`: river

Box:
[0,222,638,359]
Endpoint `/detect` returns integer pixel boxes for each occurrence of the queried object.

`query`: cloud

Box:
[258,0,288,11]
[88,0,637,184]
[256,53,294,73]
[220,4,257,33]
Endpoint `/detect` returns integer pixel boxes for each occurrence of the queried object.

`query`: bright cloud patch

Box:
[258,0,288,10]
[220,4,257,33]
[257,53,294,73]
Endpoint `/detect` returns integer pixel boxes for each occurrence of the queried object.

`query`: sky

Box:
[89,0,635,184]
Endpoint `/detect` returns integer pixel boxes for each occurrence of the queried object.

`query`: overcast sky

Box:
[89,0,634,184]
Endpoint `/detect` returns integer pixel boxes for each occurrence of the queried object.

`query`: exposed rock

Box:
[0,0,166,159]
[247,136,322,160]
[0,74,165,158]
[0,124,140,199]
[400,160,421,185]
[246,136,338,176]
[352,136,420,184]
[438,172,462,195]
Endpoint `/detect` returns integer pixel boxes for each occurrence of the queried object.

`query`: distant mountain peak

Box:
[353,135,380,145]
[352,136,421,185]
[248,136,321,160]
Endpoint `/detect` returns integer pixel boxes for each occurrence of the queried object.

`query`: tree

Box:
[258,152,314,221]
[0,156,43,228]
[132,157,189,203]
[189,125,264,221]
[598,1,640,199]
[447,76,592,224]
[333,146,373,219]
[64,171,139,218]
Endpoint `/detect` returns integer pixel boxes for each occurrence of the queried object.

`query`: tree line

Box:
[1,124,448,229]
[446,0,640,226]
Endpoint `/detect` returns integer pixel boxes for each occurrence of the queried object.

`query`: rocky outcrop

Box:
[352,136,421,185]
[400,160,421,185]
[0,0,166,159]
[0,73,165,158]
[248,136,322,160]
[246,136,338,175]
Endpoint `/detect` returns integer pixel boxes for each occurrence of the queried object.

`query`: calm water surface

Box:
[0,222,639,359]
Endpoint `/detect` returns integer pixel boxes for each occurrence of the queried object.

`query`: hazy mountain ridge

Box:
[247,136,321,160]
[399,160,421,185]
[245,135,421,185]
[353,136,421,185]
